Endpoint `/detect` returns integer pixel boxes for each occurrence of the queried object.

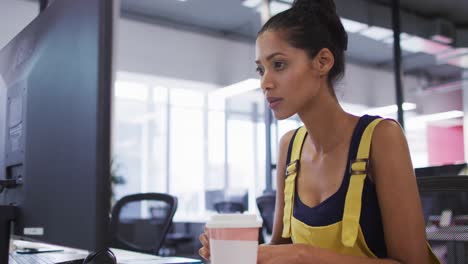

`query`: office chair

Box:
[214,201,245,213]
[161,223,194,256]
[256,192,276,244]
[417,175,468,264]
[109,193,177,255]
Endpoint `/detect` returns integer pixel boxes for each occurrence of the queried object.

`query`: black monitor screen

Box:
[0,0,114,251]
[415,163,466,177]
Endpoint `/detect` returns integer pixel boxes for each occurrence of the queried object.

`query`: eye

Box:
[256,66,264,76]
[274,61,286,70]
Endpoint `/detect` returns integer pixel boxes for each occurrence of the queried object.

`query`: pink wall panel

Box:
[427,125,464,165]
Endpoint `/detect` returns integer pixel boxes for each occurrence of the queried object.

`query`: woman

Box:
[199,0,440,263]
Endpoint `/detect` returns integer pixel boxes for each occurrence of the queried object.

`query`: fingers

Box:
[198,247,210,261]
[198,232,210,260]
[199,233,210,247]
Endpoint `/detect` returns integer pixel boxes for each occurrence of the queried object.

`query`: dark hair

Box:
[258,0,348,95]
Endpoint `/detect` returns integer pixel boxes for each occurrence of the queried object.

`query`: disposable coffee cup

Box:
[206,214,262,264]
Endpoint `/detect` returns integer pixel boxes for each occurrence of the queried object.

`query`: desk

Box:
[10,240,203,264]
[427,227,468,264]
[112,248,202,263]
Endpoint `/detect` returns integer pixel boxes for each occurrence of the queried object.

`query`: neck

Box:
[298,89,354,156]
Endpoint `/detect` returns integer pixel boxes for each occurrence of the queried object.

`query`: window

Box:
[112,72,299,218]
[169,89,205,217]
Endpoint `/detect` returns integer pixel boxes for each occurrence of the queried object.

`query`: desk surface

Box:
[112,248,202,263]
[11,240,202,264]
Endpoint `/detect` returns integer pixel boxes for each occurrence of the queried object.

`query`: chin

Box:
[273,110,295,120]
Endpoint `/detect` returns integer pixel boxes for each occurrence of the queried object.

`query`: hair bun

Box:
[291,0,347,51]
[292,0,337,15]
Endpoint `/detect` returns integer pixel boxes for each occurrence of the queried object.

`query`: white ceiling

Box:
[119,0,468,83]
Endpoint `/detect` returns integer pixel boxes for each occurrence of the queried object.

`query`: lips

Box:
[266,97,283,109]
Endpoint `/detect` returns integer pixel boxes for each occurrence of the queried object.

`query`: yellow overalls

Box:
[282,118,440,262]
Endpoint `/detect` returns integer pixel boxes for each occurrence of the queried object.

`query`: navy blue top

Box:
[291,115,388,258]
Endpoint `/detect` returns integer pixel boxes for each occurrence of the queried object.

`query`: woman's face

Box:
[255,30,322,120]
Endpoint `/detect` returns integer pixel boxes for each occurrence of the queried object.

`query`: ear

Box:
[316,48,334,76]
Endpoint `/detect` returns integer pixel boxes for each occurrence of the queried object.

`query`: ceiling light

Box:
[360,26,394,41]
[405,110,464,130]
[404,111,464,130]
[382,32,411,44]
[436,48,468,62]
[413,110,464,122]
[209,79,260,99]
[269,1,290,15]
[242,0,261,8]
[447,54,468,69]
[374,30,453,55]
[431,34,453,45]
[436,48,468,68]
[361,102,417,117]
[400,36,451,55]
[340,18,368,33]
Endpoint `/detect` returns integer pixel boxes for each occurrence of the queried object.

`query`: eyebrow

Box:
[255,52,286,64]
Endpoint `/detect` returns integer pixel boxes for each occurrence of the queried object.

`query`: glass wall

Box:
[113,72,273,219]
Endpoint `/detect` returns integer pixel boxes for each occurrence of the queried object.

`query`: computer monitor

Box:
[0,0,114,259]
[415,163,467,177]
[205,189,249,212]
[204,190,225,211]
[414,164,468,223]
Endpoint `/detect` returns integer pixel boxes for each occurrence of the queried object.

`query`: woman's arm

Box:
[258,120,429,264]
[258,244,400,264]
[268,130,295,245]
[370,119,429,263]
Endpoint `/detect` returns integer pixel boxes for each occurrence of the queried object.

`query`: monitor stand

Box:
[0,205,17,264]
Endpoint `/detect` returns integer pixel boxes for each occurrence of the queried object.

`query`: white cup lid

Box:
[206,214,263,229]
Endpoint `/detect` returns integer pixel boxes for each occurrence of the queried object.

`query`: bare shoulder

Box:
[279,129,298,148]
[370,118,414,181]
[372,118,406,146]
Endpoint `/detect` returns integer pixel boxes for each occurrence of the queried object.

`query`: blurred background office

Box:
[1,0,468,261]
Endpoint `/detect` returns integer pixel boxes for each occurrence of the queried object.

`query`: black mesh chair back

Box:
[214,201,245,213]
[109,193,177,255]
[417,176,468,264]
[256,193,276,244]
[256,193,276,235]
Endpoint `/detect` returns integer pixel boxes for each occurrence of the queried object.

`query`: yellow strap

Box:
[282,126,308,238]
[342,118,383,247]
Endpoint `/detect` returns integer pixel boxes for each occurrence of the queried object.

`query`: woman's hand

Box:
[257,244,272,264]
[198,228,210,261]
[257,244,299,264]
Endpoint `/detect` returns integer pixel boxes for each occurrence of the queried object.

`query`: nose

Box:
[260,71,274,92]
